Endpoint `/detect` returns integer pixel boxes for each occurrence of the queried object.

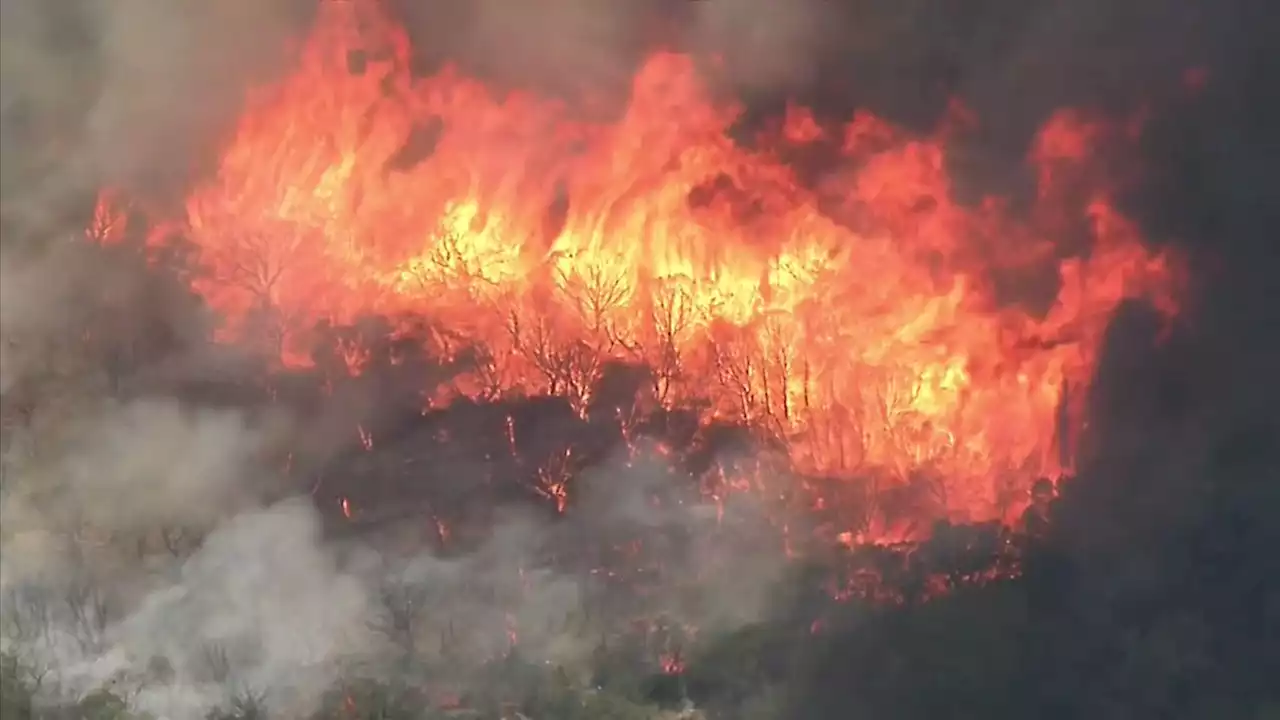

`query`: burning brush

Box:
[90,0,1180,593]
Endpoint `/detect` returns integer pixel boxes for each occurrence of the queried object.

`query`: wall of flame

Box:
[92,0,1182,531]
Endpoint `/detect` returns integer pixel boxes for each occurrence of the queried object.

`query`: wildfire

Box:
[100,0,1182,532]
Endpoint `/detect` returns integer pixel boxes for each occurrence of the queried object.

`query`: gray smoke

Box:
[1,0,311,235]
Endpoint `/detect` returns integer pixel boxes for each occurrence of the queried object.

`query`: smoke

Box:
[452,0,640,93]
[385,0,831,102]
[0,217,314,717]
[1,0,312,233]
[684,0,829,92]
[83,0,313,190]
[0,202,789,717]
[0,6,371,711]
[3,502,375,718]
[1,372,792,717]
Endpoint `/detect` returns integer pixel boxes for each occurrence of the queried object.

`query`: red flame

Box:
[98,0,1182,536]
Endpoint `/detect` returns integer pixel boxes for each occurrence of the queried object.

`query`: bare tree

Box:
[368,574,428,663]
[506,309,606,413]
[63,576,110,655]
[1,586,57,657]
[647,283,696,406]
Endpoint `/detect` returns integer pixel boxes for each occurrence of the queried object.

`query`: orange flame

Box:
[104,0,1182,530]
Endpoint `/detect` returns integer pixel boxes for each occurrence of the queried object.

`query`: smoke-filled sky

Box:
[1,0,1278,717]
[2,0,1274,216]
